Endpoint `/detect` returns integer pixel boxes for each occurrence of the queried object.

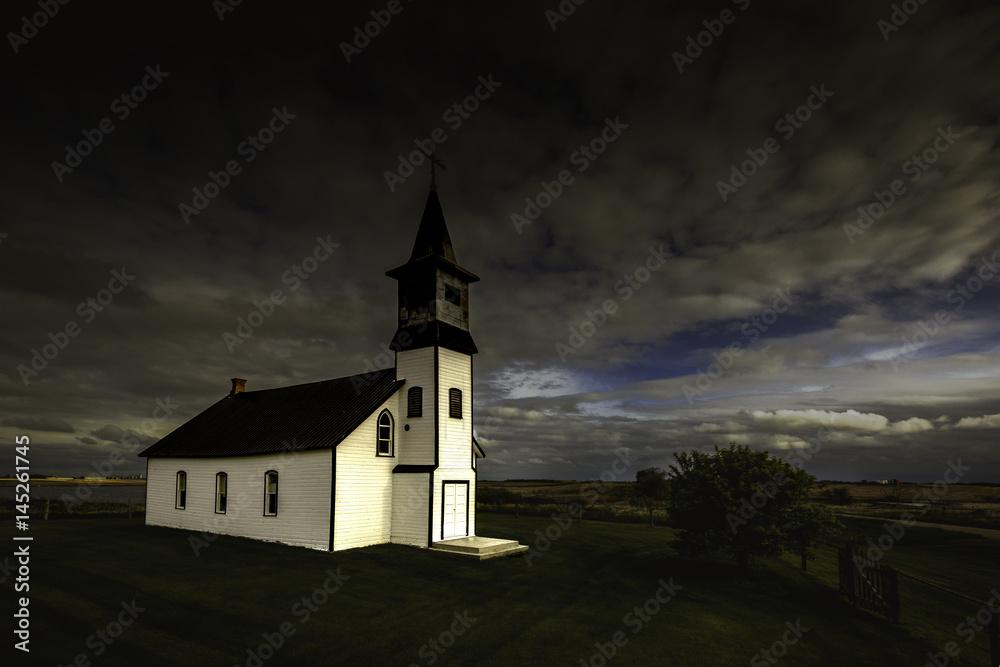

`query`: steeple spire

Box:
[408,189,457,263]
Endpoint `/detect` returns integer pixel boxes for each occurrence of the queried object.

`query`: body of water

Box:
[0,483,146,503]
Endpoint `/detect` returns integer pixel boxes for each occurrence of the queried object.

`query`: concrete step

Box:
[430,536,529,560]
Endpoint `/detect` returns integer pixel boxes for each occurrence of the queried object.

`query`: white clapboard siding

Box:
[429,477,442,542]
[469,474,476,536]
[145,449,331,551]
[438,348,473,470]
[432,348,477,540]
[333,397,397,551]
[396,347,435,466]
[391,472,429,546]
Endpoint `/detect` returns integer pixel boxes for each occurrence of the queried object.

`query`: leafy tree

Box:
[666,443,839,568]
[821,485,854,506]
[786,502,839,570]
[634,467,670,527]
[476,486,526,517]
[477,486,523,506]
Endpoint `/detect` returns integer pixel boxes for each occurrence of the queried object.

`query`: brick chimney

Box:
[230,378,247,395]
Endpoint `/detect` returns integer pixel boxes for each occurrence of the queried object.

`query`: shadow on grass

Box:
[6,512,993,666]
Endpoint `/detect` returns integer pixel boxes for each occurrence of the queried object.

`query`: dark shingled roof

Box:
[138,369,403,458]
[385,191,480,284]
[388,321,478,356]
[409,190,456,263]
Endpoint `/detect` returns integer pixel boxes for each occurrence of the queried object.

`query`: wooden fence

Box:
[895,567,1000,667]
[837,543,900,623]
[836,541,999,664]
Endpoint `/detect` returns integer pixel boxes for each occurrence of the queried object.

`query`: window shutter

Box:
[408,387,422,417]
[449,388,462,418]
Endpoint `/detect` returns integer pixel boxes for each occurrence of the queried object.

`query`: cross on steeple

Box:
[429,152,446,191]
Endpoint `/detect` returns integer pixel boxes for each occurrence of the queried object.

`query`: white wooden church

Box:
[139,184,523,558]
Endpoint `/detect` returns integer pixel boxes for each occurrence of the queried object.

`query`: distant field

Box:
[810,482,1000,531]
[481,479,632,499]
[0,478,146,485]
[479,479,1000,503]
[479,480,1000,530]
[813,482,1000,503]
[0,479,146,509]
[2,513,997,665]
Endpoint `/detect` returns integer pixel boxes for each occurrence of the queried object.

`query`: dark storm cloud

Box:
[2,416,74,433]
[90,425,125,443]
[1,0,997,478]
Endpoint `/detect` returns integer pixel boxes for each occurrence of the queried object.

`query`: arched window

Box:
[376,410,394,456]
[264,471,278,516]
[449,388,462,418]
[175,471,186,509]
[215,472,228,514]
[407,386,423,418]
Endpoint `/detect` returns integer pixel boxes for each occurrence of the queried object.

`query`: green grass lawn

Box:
[3,513,996,666]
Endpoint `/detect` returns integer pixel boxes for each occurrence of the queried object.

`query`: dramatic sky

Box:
[2,0,998,482]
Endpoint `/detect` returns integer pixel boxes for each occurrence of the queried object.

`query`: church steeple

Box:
[386,187,478,355]
[407,190,457,264]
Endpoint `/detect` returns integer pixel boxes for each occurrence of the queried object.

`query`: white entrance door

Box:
[442,483,468,539]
